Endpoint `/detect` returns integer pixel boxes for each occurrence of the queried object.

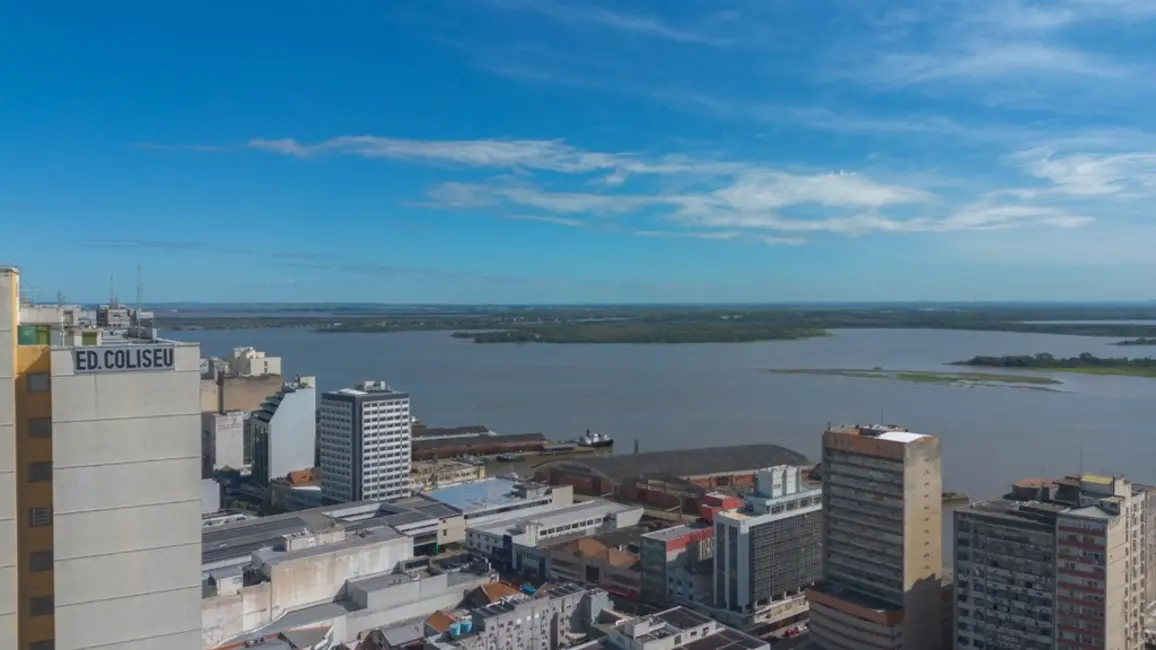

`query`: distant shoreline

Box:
[953,354,1156,379]
[764,368,1063,389]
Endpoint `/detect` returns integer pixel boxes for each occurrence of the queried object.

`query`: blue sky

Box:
[4,0,1156,303]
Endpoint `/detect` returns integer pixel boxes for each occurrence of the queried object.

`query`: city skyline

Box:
[6,1,1156,302]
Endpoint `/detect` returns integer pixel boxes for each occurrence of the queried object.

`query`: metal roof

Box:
[539,444,810,484]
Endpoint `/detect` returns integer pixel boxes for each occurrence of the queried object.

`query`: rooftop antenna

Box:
[135,263,143,327]
[109,275,117,308]
[1078,443,1084,477]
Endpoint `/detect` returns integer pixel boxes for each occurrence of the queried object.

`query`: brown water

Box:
[178,327,1156,504]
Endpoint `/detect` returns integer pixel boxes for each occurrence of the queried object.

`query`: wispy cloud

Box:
[1012,148,1156,197]
[81,239,213,251]
[483,0,729,46]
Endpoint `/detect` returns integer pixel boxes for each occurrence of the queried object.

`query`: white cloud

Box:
[634,230,805,246]
[483,0,728,46]
[246,136,744,185]
[1013,148,1156,197]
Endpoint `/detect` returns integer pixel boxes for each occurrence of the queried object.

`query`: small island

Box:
[1113,338,1156,346]
[952,352,1156,378]
[453,323,829,344]
[765,368,1061,389]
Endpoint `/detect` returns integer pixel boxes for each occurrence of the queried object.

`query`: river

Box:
[178,327,1155,506]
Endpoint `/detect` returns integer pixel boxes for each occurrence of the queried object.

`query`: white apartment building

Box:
[713,466,821,627]
[226,346,281,377]
[319,381,412,504]
[249,376,316,487]
[3,266,203,650]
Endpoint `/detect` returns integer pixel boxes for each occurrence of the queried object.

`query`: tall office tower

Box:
[1,268,19,650]
[955,475,1147,650]
[713,466,822,627]
[807,424,943,650]
[3,266,203,650]
[319,380,412,504]
[249,375,316,486]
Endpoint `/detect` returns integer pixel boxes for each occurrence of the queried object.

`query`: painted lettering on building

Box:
[73,345,176,373]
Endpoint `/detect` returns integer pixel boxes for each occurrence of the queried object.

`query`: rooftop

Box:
[643,521,712,543]
[328,380,408,397]
[538,444,810,484]
[584,607,766,650]
[469,499,637,538]
[413,424,493,438]
[808,581,900,616]
[425,477,545,513]
[202,494,460,567]
[413,432,545,451]
[825,424,932,443]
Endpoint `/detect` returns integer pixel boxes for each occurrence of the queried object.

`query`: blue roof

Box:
[425,478,524,513]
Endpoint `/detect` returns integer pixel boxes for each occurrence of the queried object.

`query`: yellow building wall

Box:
[16,344,53,648]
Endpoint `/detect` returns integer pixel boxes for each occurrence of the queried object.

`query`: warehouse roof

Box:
[537,444,809,484]
[412,432,546,451]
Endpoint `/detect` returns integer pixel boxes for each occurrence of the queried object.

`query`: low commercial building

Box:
[545,528,645,599]
[534,444,810,513]
[426,478,574,522]
[575,606,769,650]
[411,459,486,492]
[638,522,714,607]
[269,467,324,513]
[205,555,499,650]
[464,499,645,572]
[424,583,610,650]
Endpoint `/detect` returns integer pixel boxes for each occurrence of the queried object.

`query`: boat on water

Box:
[576,429,614,448]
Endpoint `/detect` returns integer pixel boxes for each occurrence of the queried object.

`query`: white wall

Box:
[0,270,16,650]
[51,342,203,650]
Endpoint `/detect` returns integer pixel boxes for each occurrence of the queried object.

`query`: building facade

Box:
[201,410,245,471]
[714,466,822,619]
[249,375,316,487]
[807,424,943,650]
[955,475,1147,650]
[3,267,203,650]
[319,381,412,503]
[226,346,282,377]
[638,522,714,607]
[1,268,18,649]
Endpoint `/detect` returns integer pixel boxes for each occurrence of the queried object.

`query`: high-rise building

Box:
[1,268,19,650]
[713,466,821,628]
[249,375,316,486]
[319,380,412,504]
[954,475,1147,650]
[807,424,943,650]
[2,266,203,650]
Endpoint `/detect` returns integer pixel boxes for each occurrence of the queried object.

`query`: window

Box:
[29,506,52,527]
[30,595,53,616]
[27,373,50,393]
[29,641,55,650]
[28,418,52,439]
[28,462,52,483]
[30,550,53,572]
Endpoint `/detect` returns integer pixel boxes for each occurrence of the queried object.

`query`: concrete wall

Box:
[268,387,316,481]
[0,269,17,649]
[51,342,203,650]
[265,536,413,620]
[202,478,222,514]
[221,375,283,413]
[203,412,245,470]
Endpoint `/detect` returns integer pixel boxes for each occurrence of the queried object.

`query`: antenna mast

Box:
[135,264,143,327]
